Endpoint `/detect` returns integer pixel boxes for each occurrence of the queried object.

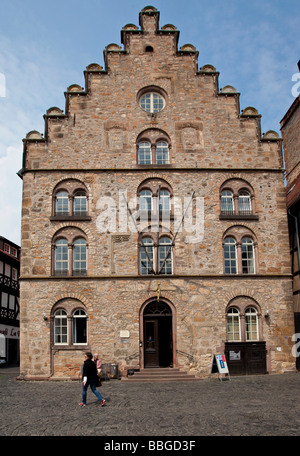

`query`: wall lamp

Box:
[43,314,48,321]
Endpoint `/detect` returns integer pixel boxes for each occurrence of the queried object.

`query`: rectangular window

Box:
[73,240,87,275]
[1,292,8,308]
[241,239,255,274]
[54,312,68,344]
[11,268,17,281]
[158,242,173,274]
[9,295,15,310]
[10,247,17,257]
[54,241,69,274]
[4,264,11,277]
[245,311,258,342]
[73,194,87,215]
[224,242,237,274]
[72,311,87,344]
[140,239,154,275]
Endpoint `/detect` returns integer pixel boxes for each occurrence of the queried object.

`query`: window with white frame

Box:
[137,140,170,165]
[53,307,87,346]
[227,304,260,342]
[245,307,259,341]
[52,180,89,218]
[73,238,87,275]
[139,190,152,212]
[73,191,88,215]
[238,190,252,215]
[140,237,154,275]
[72,309,87,344]
[155,141,169,164]
[223,229,257,275]
[138,141,152,164]
[223,237,237,274]
[241,237,255,274]
[53,233,88,276]
[139,92,165,113]
[54,239,69,275]
[139,235,173,275]
[220,190,234,214]
[220,179,256,219]
[227,307,241,341]
[158,236,173,274]
[159,190,171,212]
[55,191,69,215]
[54,309,68,344]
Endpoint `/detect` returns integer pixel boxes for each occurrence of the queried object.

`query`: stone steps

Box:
[121,367,199,383]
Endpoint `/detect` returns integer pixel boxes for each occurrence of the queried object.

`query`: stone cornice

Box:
[19,273,292,281]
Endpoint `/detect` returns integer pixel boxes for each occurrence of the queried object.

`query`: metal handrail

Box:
[176,349,194,361]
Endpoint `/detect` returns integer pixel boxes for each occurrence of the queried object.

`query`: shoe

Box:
[79,402,86,406]
[100,399,106,407]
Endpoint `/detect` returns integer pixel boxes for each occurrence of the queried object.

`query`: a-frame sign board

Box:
[211,354,231,381]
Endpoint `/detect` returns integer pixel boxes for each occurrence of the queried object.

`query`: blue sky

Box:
[0,0,299,245]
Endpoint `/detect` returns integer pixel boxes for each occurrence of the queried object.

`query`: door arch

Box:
[140,298,176,368]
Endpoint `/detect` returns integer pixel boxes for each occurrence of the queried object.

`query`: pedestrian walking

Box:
[93,353,102,375]
[79,352,106,407]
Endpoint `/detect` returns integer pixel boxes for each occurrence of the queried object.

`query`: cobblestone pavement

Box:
[1,367,300,437]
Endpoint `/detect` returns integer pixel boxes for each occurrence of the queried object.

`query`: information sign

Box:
[211,354,230,381]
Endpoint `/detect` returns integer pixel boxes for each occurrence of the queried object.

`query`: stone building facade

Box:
[281,61,300,368]
[19,6,295,380]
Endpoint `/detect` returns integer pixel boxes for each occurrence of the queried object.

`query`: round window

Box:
[139,92,165,113]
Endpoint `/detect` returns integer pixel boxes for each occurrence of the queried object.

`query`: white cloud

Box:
[0,145,22,245]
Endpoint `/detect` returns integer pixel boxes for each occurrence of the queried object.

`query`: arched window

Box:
[238,190,251,215]
[245,307,258,341]
[159,190,170,212]
[139,190,152,211]
[73,191,88,215]
[226,304,260,342]
[54,309,68,344]
[52,179,89,219]
[73,238,87,275]
[52,230,88,276]
[220,190,234,214]
[52,303,88,347]
[54,239,69,275]
[241,237,255,274]
[227,307,241,341]
[55,191,69,215]
[138,141,152,164]
[156,141,169,164]
[140,237,154,275]
[223,228,258,275]
[223,237,237,274]
[136,129,171,165]
[72,309,87,344]
[158,237,173,274]
[219,179,257,220]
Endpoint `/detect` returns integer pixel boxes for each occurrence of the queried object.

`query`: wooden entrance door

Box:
[225,342,267,375]
[143,301,173,368]
[144,318,159,367]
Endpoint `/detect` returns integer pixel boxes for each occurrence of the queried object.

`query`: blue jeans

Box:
[82,380,103,404]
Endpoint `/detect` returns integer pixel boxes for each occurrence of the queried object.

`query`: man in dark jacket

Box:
[79,352,105,406]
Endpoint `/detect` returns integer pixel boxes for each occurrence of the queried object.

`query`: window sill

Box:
[219,214,259,221]
[136,211,174,221]
[53,271,87,277]
[137,164,172,168]
[50,215,91,221]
